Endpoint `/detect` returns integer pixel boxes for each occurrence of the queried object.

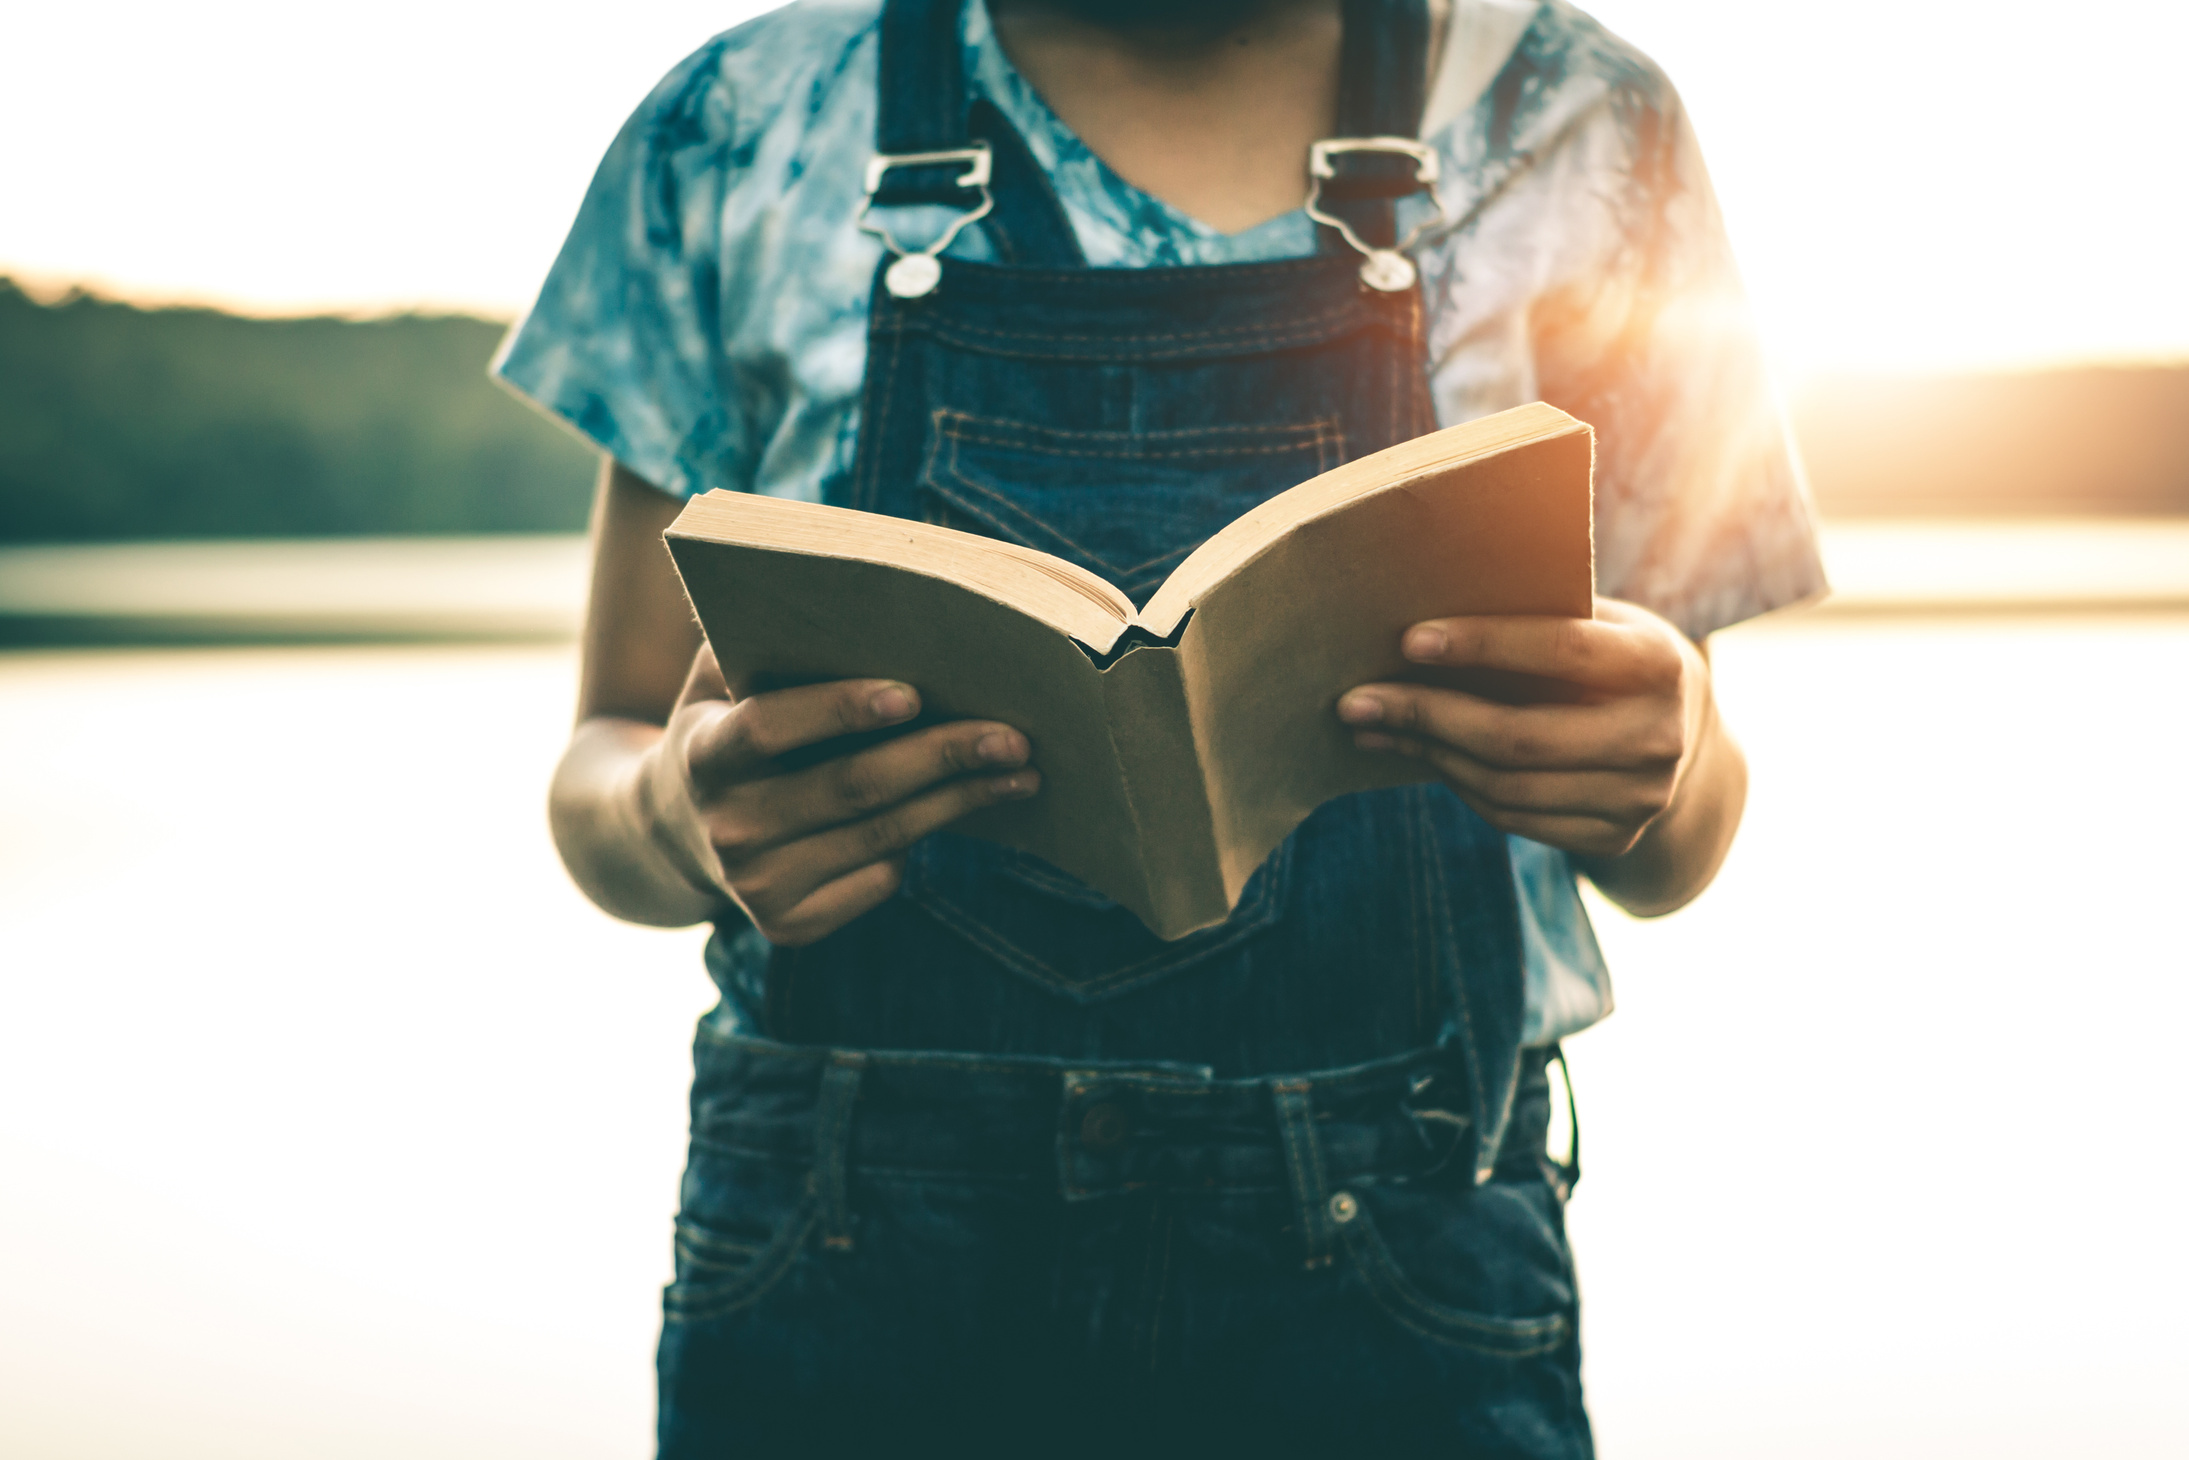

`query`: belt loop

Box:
[1272,1080,1335,1270]
[1548,1043,1582,1201]
[815,1051,867,1252]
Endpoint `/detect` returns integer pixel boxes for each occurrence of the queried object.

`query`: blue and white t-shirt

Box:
[496,0,1829,1046]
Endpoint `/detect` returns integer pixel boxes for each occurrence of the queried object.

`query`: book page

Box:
[672,491,1136,651]
[1139,403,1585,637]
[1173,421,1597,897]
[666,535,1157,915]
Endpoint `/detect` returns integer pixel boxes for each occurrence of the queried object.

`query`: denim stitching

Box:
[661,1199,819,1324]
[1423,791,1485,1135]
[945,432,1336,460]
[1295,1083,1336,1265]
[920,255,1346,289]
[916,327,1383,365]
[937,879,1279,997]
[1272,1081,1332,1270]
[922,413,1340,587]
[815,1053,866,1251]
[914,303,1370,346]
[936,411,1338,446]
[1337,1207,1571,1358]
[672,1222,765,1266]
[902,844,1290,1001]
[696,1027,1056,1076]
[695,1027,1449,1094]
[1141,1200,1177,1375]
[926,468,1194,585]
[855,315,908,514]
[1408,787,1433,1041]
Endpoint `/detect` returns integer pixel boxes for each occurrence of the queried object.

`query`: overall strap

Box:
[870,0,1085,267]
[1318,0,1434,250]
[1337,0,1432,139]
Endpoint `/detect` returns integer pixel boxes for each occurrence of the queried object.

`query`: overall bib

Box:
[662,1,1591,1451]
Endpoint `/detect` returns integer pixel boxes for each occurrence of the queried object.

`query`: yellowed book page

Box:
[671,490,1135,651]
[1175,421,1597,896]
[664,534,1164,924]
[1141,402,1585,636]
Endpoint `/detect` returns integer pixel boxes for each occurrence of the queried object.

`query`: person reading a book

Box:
[497,0,1826,1451]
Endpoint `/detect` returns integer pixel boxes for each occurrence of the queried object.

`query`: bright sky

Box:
[3,0,2184,376]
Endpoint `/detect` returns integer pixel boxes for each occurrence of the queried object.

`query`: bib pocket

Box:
[918,410,1344,606]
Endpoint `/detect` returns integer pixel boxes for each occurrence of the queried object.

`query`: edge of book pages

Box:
[665,401,1584,657]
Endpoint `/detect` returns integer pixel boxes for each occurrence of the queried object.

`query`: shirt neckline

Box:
[958,0,1542,255]
[961,0,1321,256]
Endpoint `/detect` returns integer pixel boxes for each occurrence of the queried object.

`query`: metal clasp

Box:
[1303,137,1447,293]
[857,144,995,299]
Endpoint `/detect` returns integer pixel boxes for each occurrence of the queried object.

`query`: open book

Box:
[666,401,1594,939]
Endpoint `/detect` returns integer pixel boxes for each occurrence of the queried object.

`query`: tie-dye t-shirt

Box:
[495,0,1829,1046]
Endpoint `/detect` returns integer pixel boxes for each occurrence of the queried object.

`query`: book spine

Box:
[1098,644,1230,940]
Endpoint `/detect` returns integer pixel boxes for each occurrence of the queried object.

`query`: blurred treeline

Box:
[0,279,595,542]
[4,278,2185,543]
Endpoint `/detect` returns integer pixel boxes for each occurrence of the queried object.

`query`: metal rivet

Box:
[1358,248,1416,293]
[1328,1191,1359,1224]
[1080,1100,1128,1153]
[884,252,942,299]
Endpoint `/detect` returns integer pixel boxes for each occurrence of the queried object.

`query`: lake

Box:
[1,601,2184,1455]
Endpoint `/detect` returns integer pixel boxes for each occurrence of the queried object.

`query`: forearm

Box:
[549,716,725,928]
[1576,691,1747,917]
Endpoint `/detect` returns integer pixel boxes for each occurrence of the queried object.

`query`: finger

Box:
[1340,684,1681,771]
[1362,732,1676,823]
[734,768,1041,917]
[720,720,1032,853]
[688,678,922,790]
[748,856,907,948]
[672,641,732,715]
[1396,607,1683,694]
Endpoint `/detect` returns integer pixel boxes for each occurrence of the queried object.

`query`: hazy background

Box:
[2,0,2186,1455]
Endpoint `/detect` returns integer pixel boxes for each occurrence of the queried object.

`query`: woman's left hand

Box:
[1336,597,1713,861]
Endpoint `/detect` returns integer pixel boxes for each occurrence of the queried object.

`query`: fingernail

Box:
[1337,693,1384,725]
[1403,625,1448,661]
[994,772,1038,798]
[1354,730,1394,751]
[870,685,915,722]
[976,730,1025,765]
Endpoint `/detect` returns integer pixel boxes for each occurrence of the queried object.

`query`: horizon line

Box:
[8,268,2188,382]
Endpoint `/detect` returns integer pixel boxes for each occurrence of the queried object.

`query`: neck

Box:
[1008,0,1288,45]
[986,0,1441,236]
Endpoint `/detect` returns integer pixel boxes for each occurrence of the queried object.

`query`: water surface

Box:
[1,611,2183,1457]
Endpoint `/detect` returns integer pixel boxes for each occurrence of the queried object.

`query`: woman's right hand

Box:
[641,644,1040,946]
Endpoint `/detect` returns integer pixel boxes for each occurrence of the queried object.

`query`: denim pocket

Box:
[918,410,1344,605]
[1337,1183,1574,1358]
[662,1151,820,1324]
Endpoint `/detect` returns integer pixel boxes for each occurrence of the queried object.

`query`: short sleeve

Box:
[491,39,746,499]
[1532,82,1829,640]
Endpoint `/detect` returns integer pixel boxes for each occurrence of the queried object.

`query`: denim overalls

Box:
[662,0,1591,1451]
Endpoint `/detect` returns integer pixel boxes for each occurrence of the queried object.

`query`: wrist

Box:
[1579,693,1746,916]
[551,717,725,928]
[631,734,726,899]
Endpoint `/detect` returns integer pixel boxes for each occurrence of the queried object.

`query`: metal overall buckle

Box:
[1303,137,1447,293]
[857,143,995,300]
